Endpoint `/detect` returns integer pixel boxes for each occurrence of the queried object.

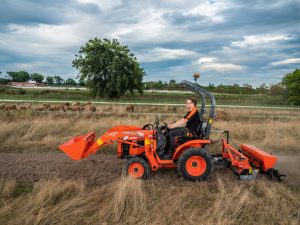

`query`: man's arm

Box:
[168,108,197,129]
[167,118,188,129]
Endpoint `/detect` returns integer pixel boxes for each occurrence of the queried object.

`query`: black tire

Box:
[126,157,150,179]
[177,148,213,181]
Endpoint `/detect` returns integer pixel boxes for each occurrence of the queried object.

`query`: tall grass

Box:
[0,176,299,225]
[0,108,299,153]
[0,107,299,225]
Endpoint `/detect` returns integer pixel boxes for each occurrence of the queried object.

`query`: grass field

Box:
[0,106,299,153]
[0,106,299,225]
[0,85,293,107]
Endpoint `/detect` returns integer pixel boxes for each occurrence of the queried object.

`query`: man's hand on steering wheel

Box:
[160,122,169,134]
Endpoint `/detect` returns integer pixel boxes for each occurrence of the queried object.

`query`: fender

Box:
[172,139,210,161]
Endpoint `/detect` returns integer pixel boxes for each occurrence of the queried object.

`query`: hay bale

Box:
[5,104,17,111]
[17,105,26,111]
[215,110,229,121]
[24,103,31,110]
[0,103,6,110]
[70,105,81,112]
[82,105,96,112]
[35,106,48,111]
[82,101,92,107]
[42,103,50,108]
[71,102,80,107]
[126,105,134,112]
[149,107,158,113]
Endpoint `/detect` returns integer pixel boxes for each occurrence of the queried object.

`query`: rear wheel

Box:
[126,157,150,179]
[177,148,212,181]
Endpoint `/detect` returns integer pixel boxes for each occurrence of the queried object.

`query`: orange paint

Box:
[185,156,207,176]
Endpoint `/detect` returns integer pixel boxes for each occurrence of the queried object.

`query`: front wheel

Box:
[177,148,213,181]
[126,157,150,179]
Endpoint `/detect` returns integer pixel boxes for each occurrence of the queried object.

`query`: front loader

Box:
[59,80,285,182]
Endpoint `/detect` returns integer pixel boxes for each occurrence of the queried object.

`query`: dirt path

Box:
[0,152,299,186]
[0,153,124,186]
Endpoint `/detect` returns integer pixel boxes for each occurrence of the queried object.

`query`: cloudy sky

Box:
[0,0,300,86]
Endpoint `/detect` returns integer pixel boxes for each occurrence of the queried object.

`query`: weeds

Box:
[0,176,299,225]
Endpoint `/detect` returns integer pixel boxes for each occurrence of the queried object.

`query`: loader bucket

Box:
[59,132,96,160]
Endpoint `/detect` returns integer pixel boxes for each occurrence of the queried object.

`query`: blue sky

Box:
[0,0,299,86]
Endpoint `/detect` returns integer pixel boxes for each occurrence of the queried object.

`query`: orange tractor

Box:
[59,80,285,181]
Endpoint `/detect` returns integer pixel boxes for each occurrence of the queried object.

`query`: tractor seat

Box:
[193,121,207,138]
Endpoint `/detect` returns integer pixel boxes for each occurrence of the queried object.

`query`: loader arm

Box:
[59,126,150,160]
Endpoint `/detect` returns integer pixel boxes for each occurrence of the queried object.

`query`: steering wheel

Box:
[142,123,153,130]
[142,116,160,130]
[143,116,169,135]
[162,122,169,134]
[154,115,160,129]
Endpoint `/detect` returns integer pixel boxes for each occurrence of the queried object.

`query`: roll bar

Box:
[180,80,216,139]
[198,92,206,121]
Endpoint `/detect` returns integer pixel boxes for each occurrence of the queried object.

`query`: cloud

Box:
[231,34,295,48]
[76,0,122,11]
[186,0,234,23]
[200,63,245,73]
[136,47,198,63]
[197,57,218,64]
[0,0,299,86]
[195,56,245,73]
[271,58,300,66]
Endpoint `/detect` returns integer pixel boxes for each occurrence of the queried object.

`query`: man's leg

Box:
[169,127,190,153]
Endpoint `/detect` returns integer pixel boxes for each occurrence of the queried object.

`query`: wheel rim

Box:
[128,162,144,178]
[185,156,207,176]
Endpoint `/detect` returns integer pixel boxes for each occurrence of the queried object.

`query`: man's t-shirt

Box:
[184,108,200,134]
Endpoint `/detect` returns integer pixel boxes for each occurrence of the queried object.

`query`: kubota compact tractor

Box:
[59,80,285,182]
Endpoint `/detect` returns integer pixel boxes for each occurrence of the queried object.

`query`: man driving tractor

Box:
[167,97,200,155]
[59,80,285,182]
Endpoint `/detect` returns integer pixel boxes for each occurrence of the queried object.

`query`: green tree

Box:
[7,71,30,82]
[30,73,44,83]
[169,79,176,84]
[270,84,285,96]
[78,78,86,86]
[65,78,77,86]
[169,79,176,88]
[208,83,215,91]
[46,76,54,85]
[53,76,64,85]
[72,38,145,98]
[282,69,300,105]
[257,83,268,94]
[0,78,10,84]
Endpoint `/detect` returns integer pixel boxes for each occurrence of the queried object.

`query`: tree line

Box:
[0,37,299,105]
[144,80,287,96]
[144,69,299,104]
[0,71,82,86]
[0,69,299,104]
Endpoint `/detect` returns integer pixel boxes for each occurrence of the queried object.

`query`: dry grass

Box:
[0,108,299,153]
[0,176,299,225]
[212,120,300,153]
[0,107,299,225]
